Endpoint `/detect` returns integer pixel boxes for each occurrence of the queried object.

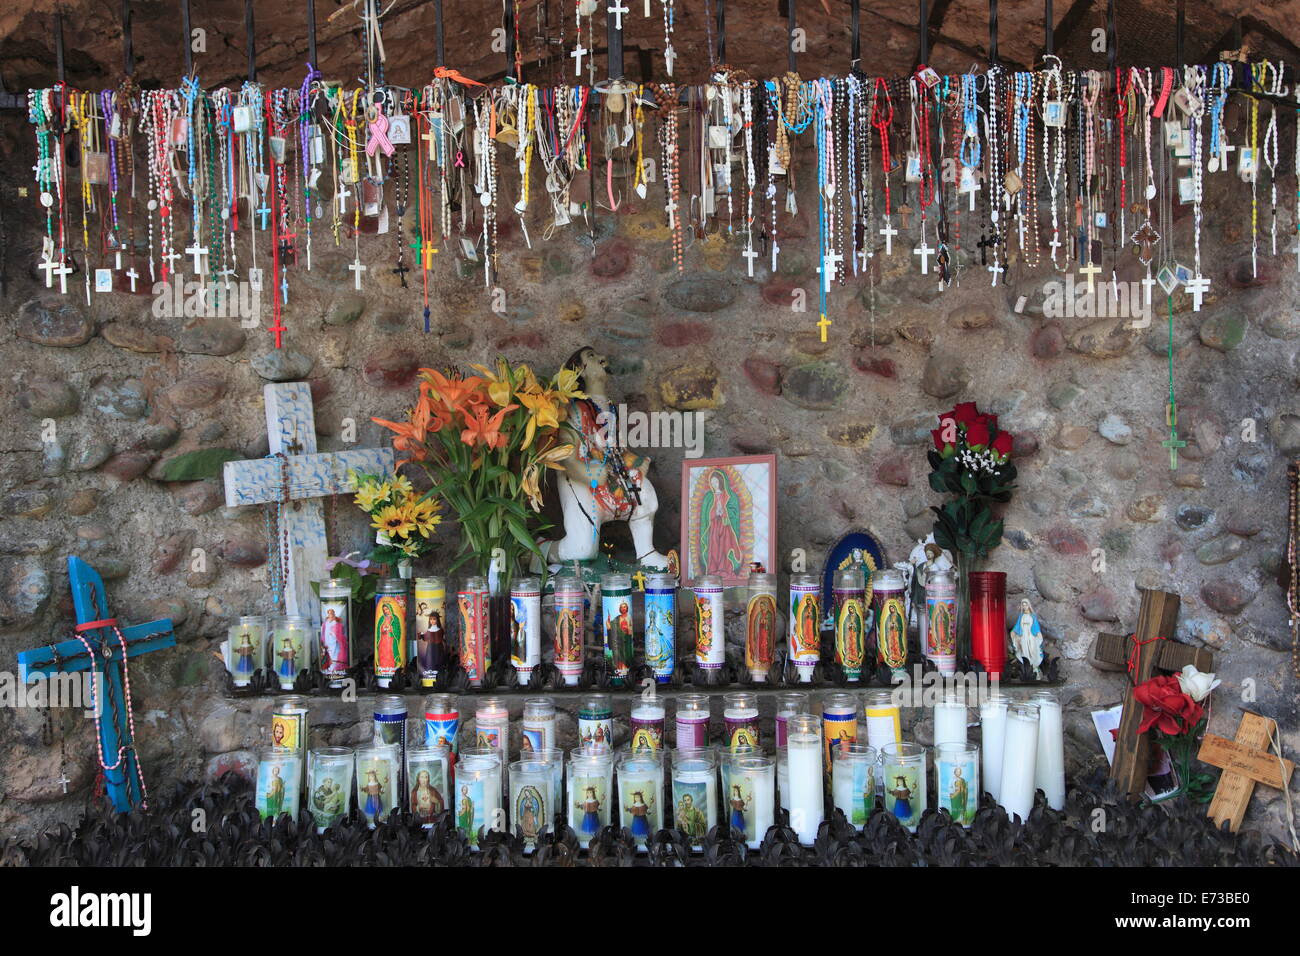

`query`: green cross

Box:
[1162,432,1186,469]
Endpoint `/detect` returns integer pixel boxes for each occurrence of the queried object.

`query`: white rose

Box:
[1177,665,1221,703]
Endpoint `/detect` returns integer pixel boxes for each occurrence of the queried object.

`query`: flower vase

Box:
[397,558,413,580]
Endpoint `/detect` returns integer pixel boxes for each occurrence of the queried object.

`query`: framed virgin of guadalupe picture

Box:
[679,454,777,587]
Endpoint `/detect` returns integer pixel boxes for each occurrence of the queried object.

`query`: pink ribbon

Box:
[366,110,395,158]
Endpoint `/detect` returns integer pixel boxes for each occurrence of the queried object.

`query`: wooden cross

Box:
[18,556,175,813]
[1087,588,1212,799]
[222,382,395,620]
[1199,712,1294,833]
[1130,220,1160,264]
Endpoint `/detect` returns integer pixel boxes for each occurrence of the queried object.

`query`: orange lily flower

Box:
[461,403,518,450]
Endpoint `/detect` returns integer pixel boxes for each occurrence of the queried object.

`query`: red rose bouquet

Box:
[1133,670,1215,803]
[927,402,1017,560]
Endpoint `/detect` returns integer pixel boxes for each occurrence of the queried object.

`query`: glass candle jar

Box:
[373,577,409,688]
[979,693,1010,804]
[933,694,969,749]
[1031,691,1066,811]
[568,746,615,841]
[270,615,311,690]
[616,748,665,847]
[407,743,452,827]
[553,573,586,686]
[674,693,711,749]
[776,746,790,813]
[969,571,1008,678]
[881,741,927,832]
[692,575,726,672]
[821,692,859,790]
[423,693,459,759]
[510,577,543,683]
[577,694,613,751]
[458,576,490,687]
[630,697,666,754]
[723,749,775,849]
[600,573,634,686]
[935,742,979,827]
[745,571,779,681]
[413,576,448,688]
[473,697,510,754]
[833,568,868,681]
[670,747,719,848]
[774,692,809,748]
[532,747,565,831]
[317,579,352,688]
[270,695,310,760]
[723,692,760,751]
[225,616,265,687]
[871,570,908,676]
[924,566,958,674]
[863,690,902,751]
[999,703,1040,823]
[373,696,408,809]
[307,746,354,832]
[457,747,505,847]
[831,742,878,828]
[510,755,559,848]
[786,714,823,845]
[355,742,401,828]
[521,697,556,756]
[643,572,677,683]
[255,746,302,821]
[788,574,821,682]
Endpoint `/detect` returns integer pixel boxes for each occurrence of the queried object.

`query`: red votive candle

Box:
[968,572,1007,677]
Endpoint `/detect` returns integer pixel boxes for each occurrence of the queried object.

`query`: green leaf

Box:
[157,448,243,481]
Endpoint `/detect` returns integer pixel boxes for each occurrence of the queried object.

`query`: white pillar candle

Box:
[979,694,1009,803]
[1031,692,1066,811]
[723,751,775,849]
[831,743,877,828]
[455,748,504,847]
[776,747,790,813]
[786,714,823,845]
[933,695,968,749]
[616,750,665,848]
[998,704,1039,823]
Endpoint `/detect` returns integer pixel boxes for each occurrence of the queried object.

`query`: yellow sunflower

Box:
[388,473,414,498]
[372,503,416,539]
[353,479,390,514]
[407,496,443,536]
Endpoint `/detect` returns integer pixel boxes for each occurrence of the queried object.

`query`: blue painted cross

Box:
[18,556,174,813]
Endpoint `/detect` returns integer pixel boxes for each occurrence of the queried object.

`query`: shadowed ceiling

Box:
[1,0,1298,94]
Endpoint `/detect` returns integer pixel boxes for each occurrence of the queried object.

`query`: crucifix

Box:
[18,556,175,813]
[664,43,676,76]
[1163,401,1186,469]
[161,249,181,277]
[39,255,60,288]
[53,260,73,295]
[1087,588,1212,799]
[816,313,832,343]
[125,267,139,292]
[222,382,395,619]
[571,43,588,76]
[665,197,678,229]
[348,257,367,290]
[895,203,914,230]
[1078,260,1102,293]
[392,259,410,288]
[879,218,898,256]
[256,203,272,230]
[820,250,842,292]
[607,1,628,30]
[742,245,759,277]
[631,569,647,590]
[913,239,934,275]
[1130,220,1160,264]
[1184,275,1211,311]
[987,259,1005,287]
[185,242,209,274]
[1198,711,1294,833]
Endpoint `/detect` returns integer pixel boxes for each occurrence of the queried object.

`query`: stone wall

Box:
[1,115,1297,842]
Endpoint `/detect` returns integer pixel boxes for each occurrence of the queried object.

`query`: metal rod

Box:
[434,0,445,67]
[919,0,929,67]
[55,10,65,85]
[1175,0,1185,67]
[989,0,998,64]
[505,0,517,80]
[1107,0,1117,72]
[717,0,726,66]
[787,0,797,74]
[851,0,860,66]
[122,0,133,76]
[1044,0,1053,57]
[607,0,624,78]
[246,0,256,81]
[181,0,192,75]
[306,0,318,68]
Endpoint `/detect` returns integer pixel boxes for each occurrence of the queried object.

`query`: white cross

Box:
[422,124,439,154]
[186,243,209,274]
[59,770,70,794]
[1184,275,1211,311]
[349,257,367,290]
[1078,261,1102,293]
[571,44,588,76]
[988,260,1004,287]
[821,250,842,291]
[664,43,676,76]
[879,218,898,256]
[1215,138,1235,172]
[114,249,123,270]
[223,383,395,620]
[742,245,759,277]
[161,249,181,275]
[1140,273,1157,307]
[125,267,139,292]
[858,245,871,273]
[913,240,934,275]
[1048,233,1063,261]
[39,256,59,288]
[607,2,629,30]
[53,260,73,294]
[665,198,678,228]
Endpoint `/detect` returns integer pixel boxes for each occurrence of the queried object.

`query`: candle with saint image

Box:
[373,695,409,809]
[317,579,352,688]
[774,691,808,748]
[670,747,719,849]
[510,577,542,683]
[225,616,265,687]
[373,577,408,688]
[600,573,634,685]
[831,742,878,828]
[744,571,779,681]
[871,570,908,676]
[509,756,557,850]
[629,698,666,753]
[643,572,677,683]
[881,741,927,833]
[821,692,859,791]
[577,694,614,751]
[979,693,1009,803]
[833,568,867,681]
[723,692,760,751]
[423,693,460,760]
[270,615,311,690]
[924,566,958,674]
[413,576,447,688]
[458,576,489,687]
[787,574,821,682]
[616,748,665,848]
[520,697,556,756]
[692,575,726,671]
[552,573,585,686]
[456,747,505,848]
[722,750,774,849]
[307,745,353,833]
[933,694,968,748]
[786,714,823,844]
[998,703,1040,822]
[935,742,980,827]
[568,745,614,842]
[1031,691,1066,810]
[674,693,710,748]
